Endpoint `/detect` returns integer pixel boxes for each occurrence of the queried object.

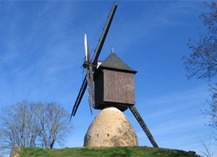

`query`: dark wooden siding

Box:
[94,69,135,111]
[103,70,135,104]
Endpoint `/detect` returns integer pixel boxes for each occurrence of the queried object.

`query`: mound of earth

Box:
[84,107,138,147]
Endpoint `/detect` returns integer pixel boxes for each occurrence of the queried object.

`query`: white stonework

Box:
[84,107,138,147]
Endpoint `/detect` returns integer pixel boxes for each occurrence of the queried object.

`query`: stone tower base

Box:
[84,107,138,147]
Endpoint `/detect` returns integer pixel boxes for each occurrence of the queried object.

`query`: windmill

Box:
[70,2,159,148]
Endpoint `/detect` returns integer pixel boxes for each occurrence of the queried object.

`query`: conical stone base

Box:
[84,107,138,147]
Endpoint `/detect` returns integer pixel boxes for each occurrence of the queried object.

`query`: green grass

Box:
[18,146,200,157]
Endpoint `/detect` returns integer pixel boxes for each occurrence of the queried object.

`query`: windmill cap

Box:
[98,53,137,74]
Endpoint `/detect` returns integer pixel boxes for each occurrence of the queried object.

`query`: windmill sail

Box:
[92,2,117,66]
[84,34,90,62]
[70,2,118,119]
[84,34,94,114]
[87,63,94,112]
[70,77,87,118]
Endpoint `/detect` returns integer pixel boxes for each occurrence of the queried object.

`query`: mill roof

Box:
[99,53,137,73]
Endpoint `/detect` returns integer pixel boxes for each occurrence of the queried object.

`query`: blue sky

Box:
[0,0,216,156]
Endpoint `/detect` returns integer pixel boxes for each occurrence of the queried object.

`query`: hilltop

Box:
[12,146,200,157]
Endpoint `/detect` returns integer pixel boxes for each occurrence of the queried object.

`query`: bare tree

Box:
[184,2,217,80]
[183,1,217,136]
[0,101,72,151]
[207,85,217,135]
[198,136,216,157]
[0,102,38,147]
[35,102,71,149]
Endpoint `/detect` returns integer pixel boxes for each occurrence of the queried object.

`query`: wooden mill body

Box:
[94,53,137,111]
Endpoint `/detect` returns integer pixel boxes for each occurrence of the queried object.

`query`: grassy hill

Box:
[16,146,200,157]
